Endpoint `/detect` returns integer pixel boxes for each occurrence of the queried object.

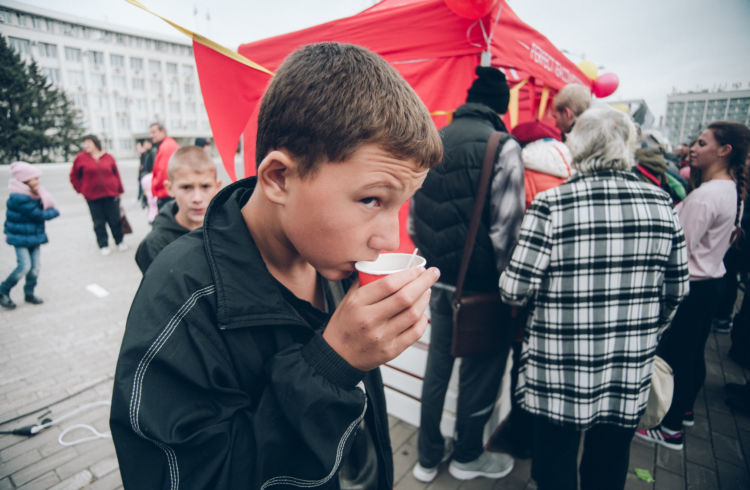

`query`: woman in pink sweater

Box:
[637,121,749,450]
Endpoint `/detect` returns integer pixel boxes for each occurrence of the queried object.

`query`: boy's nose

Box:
[371,213,400,252]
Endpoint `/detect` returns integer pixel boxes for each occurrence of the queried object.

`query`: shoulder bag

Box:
[450,131,513,357]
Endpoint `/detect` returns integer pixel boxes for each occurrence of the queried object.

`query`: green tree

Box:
[0,34,84,163]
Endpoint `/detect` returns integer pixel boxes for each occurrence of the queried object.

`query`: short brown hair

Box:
[167,146,216,180]
[82,134,102,151]
[256,42,442,177]
[553,84,591,117]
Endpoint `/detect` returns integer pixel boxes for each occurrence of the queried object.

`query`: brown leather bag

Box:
[450,131,513,357]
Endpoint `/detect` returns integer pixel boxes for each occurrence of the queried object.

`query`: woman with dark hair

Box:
[70,134,127,255]
[637,121,750,450]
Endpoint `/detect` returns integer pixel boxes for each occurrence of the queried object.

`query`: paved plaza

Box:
[0,160,748,489]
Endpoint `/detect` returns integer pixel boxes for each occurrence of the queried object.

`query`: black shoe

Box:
[24,295,43,305]
[0,293,16,309]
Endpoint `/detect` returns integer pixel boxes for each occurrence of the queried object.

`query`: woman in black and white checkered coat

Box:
[499,105,690,490]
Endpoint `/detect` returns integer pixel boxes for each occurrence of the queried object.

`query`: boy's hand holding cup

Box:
[355,252,426,285]
[323,253,438,371]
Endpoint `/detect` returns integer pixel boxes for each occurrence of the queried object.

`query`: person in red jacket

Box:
[148,122,179,210]
[70,134,126,255]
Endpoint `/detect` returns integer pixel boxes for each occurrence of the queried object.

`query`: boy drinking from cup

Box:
[110,42,442,489]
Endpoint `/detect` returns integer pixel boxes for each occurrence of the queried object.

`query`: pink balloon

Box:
[444,0,499,20]
[593,72,619,98]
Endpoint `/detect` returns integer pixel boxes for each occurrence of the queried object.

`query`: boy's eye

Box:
[360,197,381,208]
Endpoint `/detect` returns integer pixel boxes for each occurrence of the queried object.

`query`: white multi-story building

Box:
[664,88,750,144]
[0,0,211,159]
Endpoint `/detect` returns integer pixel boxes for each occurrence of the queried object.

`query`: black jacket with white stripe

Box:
[110,178,393,489]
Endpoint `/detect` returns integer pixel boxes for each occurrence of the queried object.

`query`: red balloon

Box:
[593,72,619,98]
[444,0,499,20]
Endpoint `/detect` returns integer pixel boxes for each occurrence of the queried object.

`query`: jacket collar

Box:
[202,178,308,330]
[567,169,641,184]
[453,103,508,132]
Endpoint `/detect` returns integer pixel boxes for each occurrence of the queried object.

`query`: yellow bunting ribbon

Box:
[508,79,528,129]
[125,0,274,76]
[537,86,550,120]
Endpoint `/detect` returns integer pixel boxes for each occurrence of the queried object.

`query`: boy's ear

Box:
[164,179,175,197]
[257,150,297,205]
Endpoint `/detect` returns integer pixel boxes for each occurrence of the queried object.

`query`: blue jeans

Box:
[417,286,511,466]
[1,245,41,296]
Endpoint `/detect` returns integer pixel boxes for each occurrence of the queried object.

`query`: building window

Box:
[182,64,194,76]
[8,37,31,56]
[120,138,134,151]
[98,116,111,131]
[149,59,162,73]
[64,46,81,62]
[110,54,125,68]
[38,42,58,58]
[132,77,145,91]
[183,83,194,95]
[155,41,168,52]
[67,69,84,87]
[89,50,104,67]
[71,93,87,110]
[41,67,61,85]
[90,73,107,89]
[135,118,149,130]
[166,62,178,74]
[169,80,179,96]
[134,98,148,112]
[186,102,196,114]
[92,94,109,110]
[171,119,182,129]
[112,75,126,91]
[16,13,29,26]
[117,116,130,130]
[169,101,181,113]
[150,79,163,93]
[130,56,143,70]
[115,96,129,111]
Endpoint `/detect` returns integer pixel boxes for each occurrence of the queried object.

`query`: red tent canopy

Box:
[193,0,589,251]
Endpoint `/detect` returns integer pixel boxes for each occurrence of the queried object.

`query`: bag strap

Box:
[454,131,504,300]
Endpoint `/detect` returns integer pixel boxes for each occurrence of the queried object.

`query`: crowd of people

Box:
[2,41,748,489]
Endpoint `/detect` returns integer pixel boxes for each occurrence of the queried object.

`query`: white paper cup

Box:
[355,253,427,285]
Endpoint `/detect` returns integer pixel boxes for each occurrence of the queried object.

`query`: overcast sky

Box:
[18,0,750,124]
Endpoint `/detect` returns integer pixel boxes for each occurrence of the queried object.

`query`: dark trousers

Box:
[658,278,720,430]
[730,278,750,368]
[531,416,635,490]
[417,286,510,467]
[86,197,123,248]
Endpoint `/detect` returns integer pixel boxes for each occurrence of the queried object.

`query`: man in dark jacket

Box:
[409,65,524,482]
[110,42,443,489]
[135,146,221,273]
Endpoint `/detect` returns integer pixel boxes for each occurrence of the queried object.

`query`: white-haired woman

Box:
[499,106,690,490]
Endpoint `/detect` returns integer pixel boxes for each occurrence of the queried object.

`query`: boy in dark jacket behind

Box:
[1,162,60,309]
[135,146,221,273]
[110,43,443,489]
